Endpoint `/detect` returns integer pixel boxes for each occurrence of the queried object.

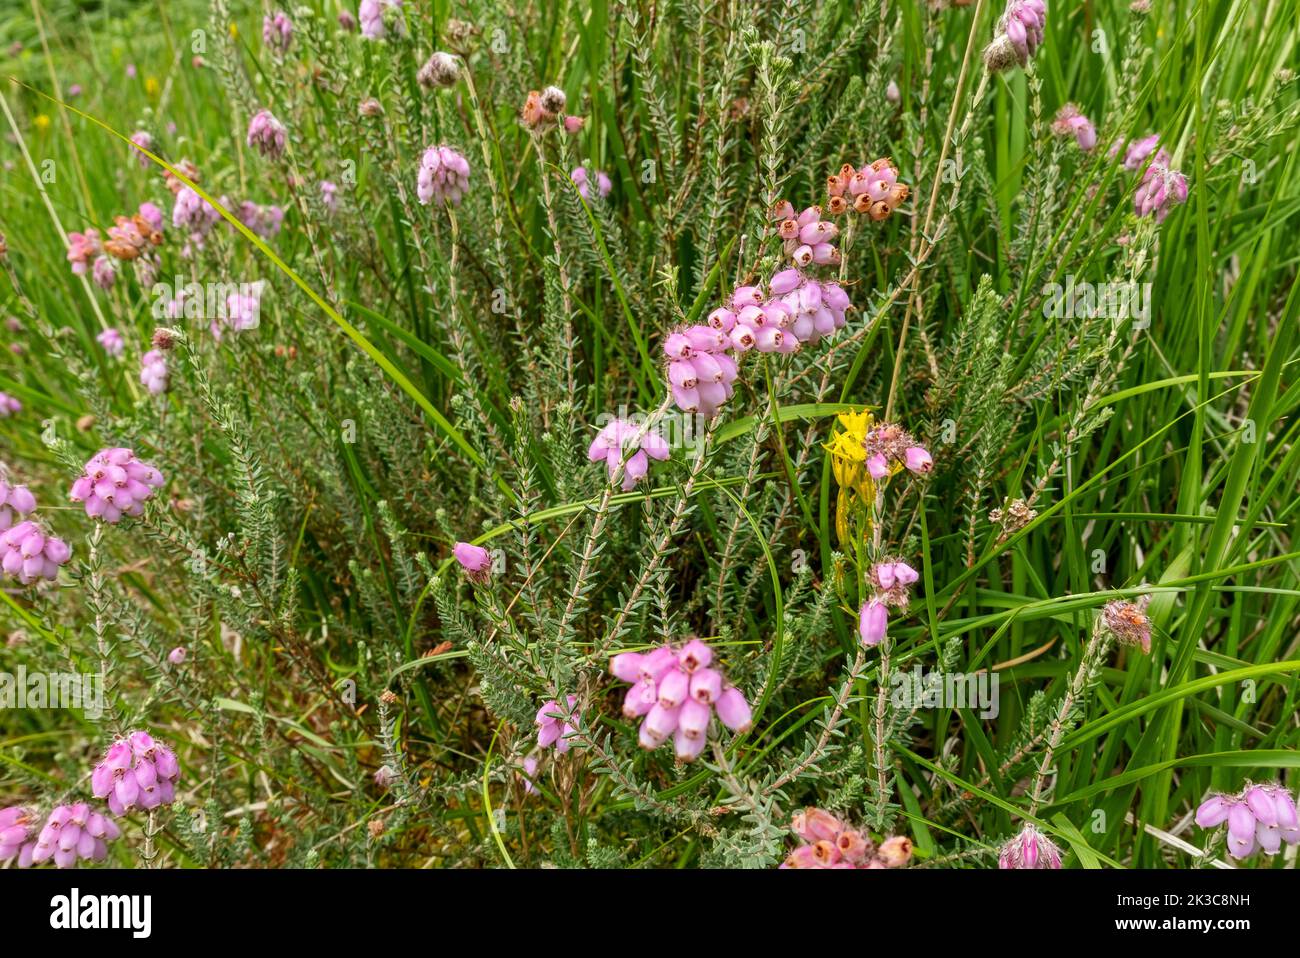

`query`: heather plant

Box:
[0,0,1297,873]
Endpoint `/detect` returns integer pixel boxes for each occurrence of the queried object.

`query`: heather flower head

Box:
[417,145,471,207]
[863,422,933,479]
[247,109,287,160]
[338,9,357,31]
[453,541,492,581]
[0,805,38,862]
[773,203,841,265]
[359,0,404,40]
[1195,784,1299,859]
[374,765,396,788]
[608,638,751,762]
[984,0,1047,72]
[825,157,909,220]
[263,11,293,55]
[140,349,168,395]
[1134,161,1188,223]
[998,823,1062,869]
[781,808,911,869]
[167,646,187,665]
[66,229,101,276]
[172,186,219,239]
[666,270,852,418]
[570,166,612,201]
[91,255,116,290]
[0,518,68,584]
[26,803,120,868]
[91,731,181,815]
[521,86,569,130]
[104,212,161,260]
[137,201,165,233]
[586,418,670,491]
[238,200,285,239]
[418,51,460,89]
[858,597,888,647]
[1100,596,1152,653]
[1052,104,1096,151]
[0,480,37,530]
[215,281,266,337]
[97,327,125,358]
[0,392,20,417]
[129,130,153,168]
[535,695,579,752]
[69,447,165,523]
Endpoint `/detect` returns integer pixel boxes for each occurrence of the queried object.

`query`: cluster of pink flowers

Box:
[823,159,909,220]
[665,272,852,418]
[1111,134,1187,223]
[247,109,287,160]
[69,447,165,523]
[865,422,933,479]
[773,202,841,266]
[97,328,125,357]
[1052,104,1097,151]
[129,130,153,168]
[984,0,1047,72]
[781,807,914,869]
[609,637,752,762]
[1196,783,1299,859]
[2,482,71,585]
[535,695,579,752]
[66,228,101,276]
[92,255,116,290]
[1,519,71,584]
[263,11,293,54]
[570,166,612,201]
[2,803,121,868]
[417,145,471,207]
[858,559,920,647]
[1134,160,1188,223]
[172,186,220,244]
[0,479,36,530]
[999,823,1063,869]
[213,282,266,338]
[140,349,168,395]
[359,0,404,40]
[0,805,38,862]
[452,541,492,581]
[586,418,670,490]
[238,200,285,240]
[91,731,181,815]
[0,392,19,416]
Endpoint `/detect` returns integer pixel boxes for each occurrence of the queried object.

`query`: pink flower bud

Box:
[859,599,887,647]
[689,667,723,704]
[903,446,933,473]
[715,685,752,733]
[610,651,645,683]
[657,668,690,709]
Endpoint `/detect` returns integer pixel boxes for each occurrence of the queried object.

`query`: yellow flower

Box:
[33,114,51,132]
[145,77,160,98]
[229,22,239,39]
[825,408,876,546]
